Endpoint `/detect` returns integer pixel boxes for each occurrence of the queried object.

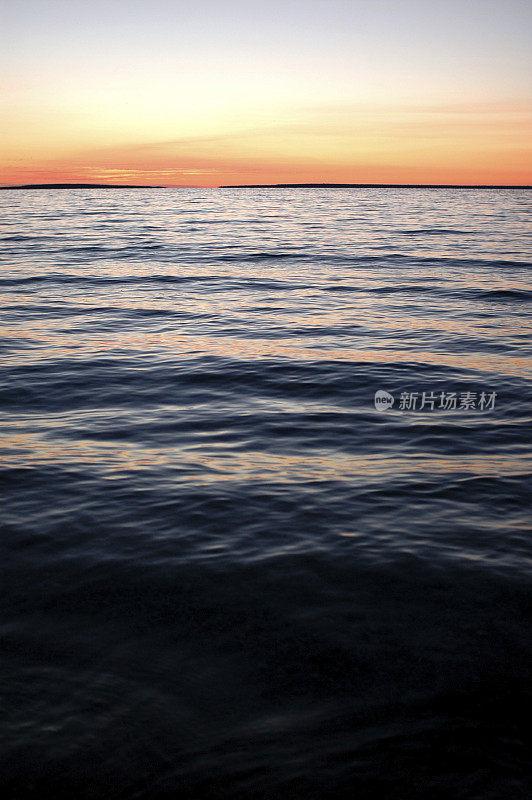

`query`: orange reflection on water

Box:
[1,428,529,486]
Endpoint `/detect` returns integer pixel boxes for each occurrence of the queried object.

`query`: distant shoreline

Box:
[1,182,530,191]
[0,183,165,190]
[220,183,532,189]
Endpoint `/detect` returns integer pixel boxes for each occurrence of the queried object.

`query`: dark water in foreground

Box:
[1,188,531,798]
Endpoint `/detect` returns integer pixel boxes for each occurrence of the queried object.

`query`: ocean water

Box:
[0,187,531,798]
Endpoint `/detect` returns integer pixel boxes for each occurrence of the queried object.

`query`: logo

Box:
[374,389,394,411]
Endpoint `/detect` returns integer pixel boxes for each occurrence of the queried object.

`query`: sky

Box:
[2,0,531,186]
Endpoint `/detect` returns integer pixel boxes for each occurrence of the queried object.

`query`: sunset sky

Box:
[2,0,531,186]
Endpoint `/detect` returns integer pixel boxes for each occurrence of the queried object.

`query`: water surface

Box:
[1,187,531,798]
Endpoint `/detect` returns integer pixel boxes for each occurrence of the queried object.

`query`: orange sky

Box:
[2,1,532,186]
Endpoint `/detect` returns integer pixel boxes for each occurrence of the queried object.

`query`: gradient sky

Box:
[2,0,531,186]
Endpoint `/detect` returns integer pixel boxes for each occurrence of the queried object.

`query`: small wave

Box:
[397,228,467,235]
[217,251,303,261]
[471,288,532,302]
[0,235,46,242]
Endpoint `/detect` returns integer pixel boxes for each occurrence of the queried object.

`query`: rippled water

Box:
[1,188,531,798]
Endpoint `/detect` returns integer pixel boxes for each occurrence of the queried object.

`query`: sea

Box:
[1,187,531,798]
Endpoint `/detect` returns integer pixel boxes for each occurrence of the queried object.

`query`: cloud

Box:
[3,98,531,186]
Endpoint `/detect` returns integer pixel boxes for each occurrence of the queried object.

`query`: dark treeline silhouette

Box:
[1,183,165,190]
[220,182,531,189]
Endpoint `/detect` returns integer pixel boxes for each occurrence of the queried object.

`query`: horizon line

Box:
[1,182,531,191]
